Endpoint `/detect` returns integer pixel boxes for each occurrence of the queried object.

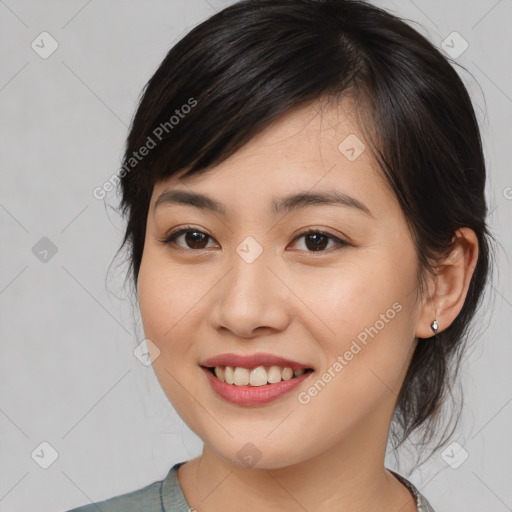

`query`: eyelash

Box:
[159,225,349,254]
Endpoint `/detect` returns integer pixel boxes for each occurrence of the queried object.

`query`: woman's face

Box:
[137,98,427,469]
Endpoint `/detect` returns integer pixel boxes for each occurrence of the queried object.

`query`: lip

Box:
[200,353,312,371]
[202,366,313,406]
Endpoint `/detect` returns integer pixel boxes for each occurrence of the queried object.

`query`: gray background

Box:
[0,1,511,511]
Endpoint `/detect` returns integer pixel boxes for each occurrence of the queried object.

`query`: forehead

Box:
[150,97,396,218]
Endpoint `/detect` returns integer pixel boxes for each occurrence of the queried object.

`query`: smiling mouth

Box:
[203,365,314,387]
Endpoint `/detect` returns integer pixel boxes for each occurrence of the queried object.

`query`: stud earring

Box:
[431,319,439,335]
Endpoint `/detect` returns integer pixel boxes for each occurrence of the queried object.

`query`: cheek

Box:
[137,252,204,420]
[137,249,206,347]
[294,248,420,400]
[291,248,418,343]
[137,260,173,345]
[291,290,418,450]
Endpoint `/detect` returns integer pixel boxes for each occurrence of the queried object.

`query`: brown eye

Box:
[290,229,348,253]
[162,227,217,250]
[181,231,210,249]
[303,233,329,251]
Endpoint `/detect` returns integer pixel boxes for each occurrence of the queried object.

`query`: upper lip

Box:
[200,353,312,370]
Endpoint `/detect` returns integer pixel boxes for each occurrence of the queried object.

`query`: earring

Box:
[431,319,439,335]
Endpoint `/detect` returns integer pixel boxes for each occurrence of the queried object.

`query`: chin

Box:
[203,433,312,471]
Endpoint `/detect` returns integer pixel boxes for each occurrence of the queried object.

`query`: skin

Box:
[137,97,479,512]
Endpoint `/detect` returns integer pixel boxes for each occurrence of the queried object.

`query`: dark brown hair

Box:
[117,0,493,470]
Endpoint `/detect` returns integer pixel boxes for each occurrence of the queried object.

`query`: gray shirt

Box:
[65,462,436,512]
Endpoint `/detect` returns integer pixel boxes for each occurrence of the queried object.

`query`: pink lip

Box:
[202,367,312,406]
[200,353,311,370]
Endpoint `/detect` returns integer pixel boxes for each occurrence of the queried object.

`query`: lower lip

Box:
[202,367,312,406]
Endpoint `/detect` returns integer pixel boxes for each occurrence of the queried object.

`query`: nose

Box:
[210,247,291,339]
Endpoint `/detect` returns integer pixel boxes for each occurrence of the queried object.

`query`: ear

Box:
[416,228,479,339]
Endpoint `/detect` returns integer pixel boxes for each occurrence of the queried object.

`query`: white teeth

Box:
[249,366,268,387]
[224,366,235,384]
[212,365,309,386]
[281,367,294,380]
[267,366,282,383]
[233,367,250,385]
[214,366,225,382]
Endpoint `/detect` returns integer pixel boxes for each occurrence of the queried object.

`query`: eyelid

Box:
[292,226,349,244]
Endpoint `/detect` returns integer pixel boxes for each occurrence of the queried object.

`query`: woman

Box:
[67,0,492,510]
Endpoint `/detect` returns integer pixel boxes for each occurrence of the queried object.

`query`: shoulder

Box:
[64,463,188,512]
[64,480,163,512]
[388,469,437,512]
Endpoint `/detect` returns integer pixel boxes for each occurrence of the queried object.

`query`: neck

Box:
[177,414,417,512]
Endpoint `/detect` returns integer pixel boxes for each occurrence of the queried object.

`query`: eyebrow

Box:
[154,189,372,216]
